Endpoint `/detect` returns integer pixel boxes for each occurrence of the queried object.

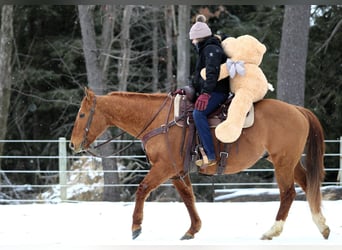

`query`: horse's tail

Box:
[297,106,325,213]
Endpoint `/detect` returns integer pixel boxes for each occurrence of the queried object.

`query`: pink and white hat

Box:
[189,15,212,40]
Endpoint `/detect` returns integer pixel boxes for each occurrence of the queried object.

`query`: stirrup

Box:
[195,146,217,169]
[198,146,208,167]
[195,159,217,169]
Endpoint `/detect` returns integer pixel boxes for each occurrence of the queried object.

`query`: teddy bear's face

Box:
[222,35,266,66]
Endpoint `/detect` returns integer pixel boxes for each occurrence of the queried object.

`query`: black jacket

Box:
[191,36,230,97]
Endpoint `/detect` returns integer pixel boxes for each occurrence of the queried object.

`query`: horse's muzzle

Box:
[69,142,83,153]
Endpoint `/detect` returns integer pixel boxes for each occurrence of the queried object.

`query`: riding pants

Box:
[193,92,228,160]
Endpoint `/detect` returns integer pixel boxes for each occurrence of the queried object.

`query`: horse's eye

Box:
[79,113,85,118]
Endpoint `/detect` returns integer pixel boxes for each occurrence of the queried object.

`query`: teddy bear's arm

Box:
[200,63,230,81]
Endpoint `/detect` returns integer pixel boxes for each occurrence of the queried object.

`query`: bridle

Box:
[80,95,97,150]
[80,93,173,158]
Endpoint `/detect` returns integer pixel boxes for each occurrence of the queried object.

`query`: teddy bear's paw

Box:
[200,64,229,81]
[215,122,242,143]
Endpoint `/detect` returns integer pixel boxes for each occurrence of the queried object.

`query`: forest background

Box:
[0,5,341,202]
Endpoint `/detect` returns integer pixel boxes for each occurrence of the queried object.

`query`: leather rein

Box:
[81,93,176,158]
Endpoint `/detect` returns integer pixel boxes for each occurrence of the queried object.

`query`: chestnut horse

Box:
[69,88,330,240]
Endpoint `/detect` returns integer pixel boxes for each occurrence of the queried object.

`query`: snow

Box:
[214,186,342,201]
[215,188,288,201]
[0,200,341,250]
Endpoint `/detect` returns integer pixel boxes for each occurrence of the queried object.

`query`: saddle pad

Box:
[174,94,185,119]
[243,105,254,128]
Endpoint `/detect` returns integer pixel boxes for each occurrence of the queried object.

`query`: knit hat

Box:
[189,15,212,40]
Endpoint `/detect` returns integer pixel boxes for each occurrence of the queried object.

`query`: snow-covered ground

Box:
[0,200,341,250]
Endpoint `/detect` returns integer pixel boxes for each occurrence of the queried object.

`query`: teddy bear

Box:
[200,34,272,143]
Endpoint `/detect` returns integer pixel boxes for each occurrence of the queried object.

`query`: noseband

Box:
[80,96,97,149]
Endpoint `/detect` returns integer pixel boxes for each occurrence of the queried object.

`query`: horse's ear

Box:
[84,87,89,98]
[84,87,94,100]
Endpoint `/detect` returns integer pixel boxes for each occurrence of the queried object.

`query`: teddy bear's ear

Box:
[222,37,237,49]
[221,37,236,58]
[243,35,266,55]
[259,43,266,55]
[222,36,235,44]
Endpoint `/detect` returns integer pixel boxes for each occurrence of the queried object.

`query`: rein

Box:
[84,93,173,158]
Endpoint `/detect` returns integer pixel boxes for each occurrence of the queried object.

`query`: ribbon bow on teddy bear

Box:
[226,59,245,78]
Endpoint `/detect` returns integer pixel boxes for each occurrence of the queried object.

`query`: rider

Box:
[175,15,230,168]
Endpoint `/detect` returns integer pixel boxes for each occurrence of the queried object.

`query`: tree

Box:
[100,5,117,87]
[276,5,310,106]
[118,5,133,91]
[176,5,190,87]
[306,5,342,140]
[0,5,14,175]
[78,5,120,201]
[78,5,105,93]
[151,6,159,92]
[306,6,342,181]
[164,5,174,92]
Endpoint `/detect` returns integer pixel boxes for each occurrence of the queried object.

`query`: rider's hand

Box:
[195,93,210,111]
[171,88,185,96]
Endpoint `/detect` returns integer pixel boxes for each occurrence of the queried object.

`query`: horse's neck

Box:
[97,92,170,138]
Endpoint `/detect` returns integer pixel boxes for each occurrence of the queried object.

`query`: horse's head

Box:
[69,87,107,153]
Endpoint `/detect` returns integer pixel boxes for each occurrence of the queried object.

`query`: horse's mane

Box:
[107,91,168,100]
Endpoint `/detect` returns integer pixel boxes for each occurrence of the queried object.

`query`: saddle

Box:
[173,93,255,175]
[174,93,254,129]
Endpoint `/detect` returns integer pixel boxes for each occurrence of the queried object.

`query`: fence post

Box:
[59,137,67,201]
[339,136,342,185]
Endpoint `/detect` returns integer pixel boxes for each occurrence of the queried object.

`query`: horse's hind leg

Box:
[261,160,297,240]
[172,175,202,240]
[294,162,330,239]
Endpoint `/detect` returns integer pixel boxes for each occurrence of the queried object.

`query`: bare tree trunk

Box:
[176,5,190,88]
[152,6,159,92]
[78,5,105,94]
[277,5,310,106]
[164,5,174,92]
[0,5,14,180]
[118,5,133,91]
[78,5,120,201]
[100,5,117,85]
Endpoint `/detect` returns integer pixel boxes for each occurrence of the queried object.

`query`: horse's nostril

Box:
[69,142,74,150]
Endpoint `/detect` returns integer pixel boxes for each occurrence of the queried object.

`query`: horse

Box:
[69,87,330,240]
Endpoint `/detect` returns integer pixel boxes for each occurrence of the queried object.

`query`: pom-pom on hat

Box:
[189,15,212,40]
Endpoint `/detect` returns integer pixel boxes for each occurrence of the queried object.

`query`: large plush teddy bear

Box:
[201,34,272,143]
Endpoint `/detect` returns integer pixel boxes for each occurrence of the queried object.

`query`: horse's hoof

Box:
[180,233,194,240]
[132,228,142,240]
[260,234,273,240]
[322,227,330,239]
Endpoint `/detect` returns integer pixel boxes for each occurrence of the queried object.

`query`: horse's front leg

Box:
[172,174,202,240]
[132,168,170,239]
